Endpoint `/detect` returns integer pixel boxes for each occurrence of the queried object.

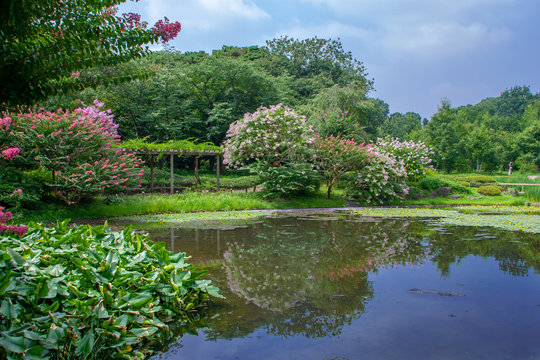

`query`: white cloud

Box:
[381,22,511,60]
[273,21,372,42]
[143,0,270,31]
[199,0,270,20]
[293,0,514,60]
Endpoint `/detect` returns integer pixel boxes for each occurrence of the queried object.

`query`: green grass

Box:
[20,192,273,222]
[391,194,525,206]
[17,172,539,224]
[491,172,540,202]
[19,186,347,223]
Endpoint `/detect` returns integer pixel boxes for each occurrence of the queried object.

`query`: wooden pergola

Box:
[118,148,222,194]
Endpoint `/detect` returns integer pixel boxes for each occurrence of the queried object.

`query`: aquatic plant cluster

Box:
[349,206,540,233]
[0,221,222,359]
[223,105,435,202]
[122,210,271,226]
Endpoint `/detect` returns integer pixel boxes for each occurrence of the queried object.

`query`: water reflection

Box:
[139,212,540,359]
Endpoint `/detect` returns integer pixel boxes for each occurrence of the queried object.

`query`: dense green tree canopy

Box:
[0,0,179,107]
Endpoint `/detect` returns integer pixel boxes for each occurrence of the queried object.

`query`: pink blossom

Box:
[1,147,20,160]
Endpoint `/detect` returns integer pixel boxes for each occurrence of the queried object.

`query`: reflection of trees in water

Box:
[211,217,428,339]
[198,215,540,341]
[424,224,540,277]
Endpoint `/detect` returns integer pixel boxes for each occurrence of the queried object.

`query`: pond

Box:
[119,210,540,360]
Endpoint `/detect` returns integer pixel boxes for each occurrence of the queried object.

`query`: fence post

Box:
[216,154,220,191]
[170,153,174,194]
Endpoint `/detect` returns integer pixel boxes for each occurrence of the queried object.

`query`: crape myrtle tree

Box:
[223,104,321,198]
[0,0,181,107]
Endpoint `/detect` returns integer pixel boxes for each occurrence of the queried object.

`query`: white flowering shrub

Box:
[375,137,434,179]
[222,104,315,169]
[346,146,409,204]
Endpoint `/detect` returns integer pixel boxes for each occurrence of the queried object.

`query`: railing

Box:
[498,183,540,192]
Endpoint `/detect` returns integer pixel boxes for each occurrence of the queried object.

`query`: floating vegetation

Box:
[119,210,274,229]
[349,206,540,234]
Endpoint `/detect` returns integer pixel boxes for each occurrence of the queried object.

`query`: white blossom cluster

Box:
[222,104,315,169]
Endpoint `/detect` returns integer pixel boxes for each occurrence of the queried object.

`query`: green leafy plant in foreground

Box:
[0,221,222,359]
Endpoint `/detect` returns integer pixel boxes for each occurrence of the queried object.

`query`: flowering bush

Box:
[312,135,373,198]
[0,206,28,236]
[1,100,144,204]
[375,137,434,180]
[223,104,315,169]
[345,146,409,204]
[0,141,28,236]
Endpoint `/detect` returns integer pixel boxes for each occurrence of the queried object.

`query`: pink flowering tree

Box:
[312,135,373,198]
[375,137,434,180]
[2,101,144,205]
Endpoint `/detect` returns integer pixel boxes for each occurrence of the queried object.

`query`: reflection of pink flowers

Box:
[1,147,20,160]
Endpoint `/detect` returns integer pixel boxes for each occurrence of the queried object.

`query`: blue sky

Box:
[119,0,540,119]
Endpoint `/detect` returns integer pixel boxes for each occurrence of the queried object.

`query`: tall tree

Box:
[380,112,423,140]
[0,0,180,107]
[424,100,468,172]
[265,36,373,100]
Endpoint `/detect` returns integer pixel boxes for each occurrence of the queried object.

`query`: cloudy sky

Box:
[119,0,540,119]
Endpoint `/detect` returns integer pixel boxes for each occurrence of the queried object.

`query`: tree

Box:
[265,36,373,100]
[303,82,386,142]
[424,100,468,172]
[0,0,180,107]
[312,135,371,198]
[380,112,422,140]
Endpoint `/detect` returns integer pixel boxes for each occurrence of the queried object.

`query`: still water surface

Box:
[137,211,540,360]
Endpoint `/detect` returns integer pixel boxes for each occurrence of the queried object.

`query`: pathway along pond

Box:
[116,210,540,360]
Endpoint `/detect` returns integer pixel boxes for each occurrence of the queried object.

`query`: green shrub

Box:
[465,174,496,184]
[477,185,502,196]
[0,222,222,359]
[418,176,472,194]
[254,162,320,199]
[456,181,471,187]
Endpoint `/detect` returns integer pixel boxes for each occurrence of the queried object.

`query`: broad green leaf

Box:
[0,335,35,354]
[74,330,95,357]
[94,300,110,319]
[6,248,26,266]
[24,345,49,360]
[43,264,66,277]
[130,326,158,338]
[0,299,22,320]
[123,293,153,309]
[22,330,46,341]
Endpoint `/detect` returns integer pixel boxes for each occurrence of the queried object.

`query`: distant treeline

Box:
[43,37,539,173]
